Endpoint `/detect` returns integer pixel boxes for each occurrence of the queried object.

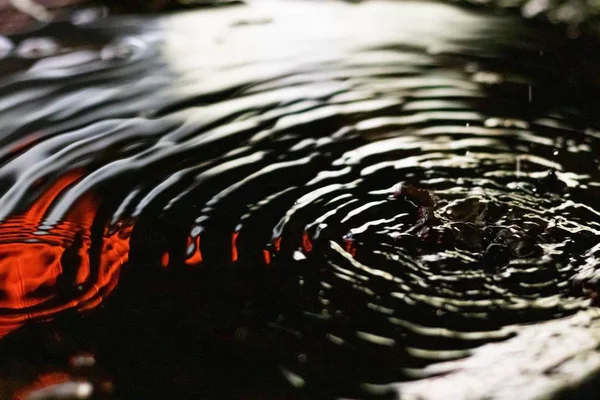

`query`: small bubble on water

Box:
[71,7,108,26]
[101,45,132,60]
[69,353,96,368]
[465,62,479,73]
[76,382,94,398]
[16,37,58,59]
[473,71,502,84]
[0,36,13,58]
[29,381,94,399]
[281,367,305,388]
[101,38,145,61]
[523,0,550,18]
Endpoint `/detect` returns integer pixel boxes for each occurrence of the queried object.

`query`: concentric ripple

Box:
[1,1,600,398]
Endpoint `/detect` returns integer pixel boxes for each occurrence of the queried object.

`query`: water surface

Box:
[0,1,600,399]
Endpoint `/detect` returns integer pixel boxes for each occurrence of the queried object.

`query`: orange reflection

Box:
[302,232,312,253]
[0,172,130,337]
[14,372,71,400]
[344,239,356,257]
[185,235,203,265]
[161,252,170,268]
[263,249,271,265]
[231,232,239,262]
[79,223,131,312]
[38,372,70,386]
[273,237,281,252]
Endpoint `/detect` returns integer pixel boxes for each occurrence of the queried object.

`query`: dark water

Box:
[1,1,600,399]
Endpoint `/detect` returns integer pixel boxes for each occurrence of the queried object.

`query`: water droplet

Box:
[281,367,305,388]
[484,118,529,129]
[69,353,96,368]
[71,7,108,26]
[0,36,13,59]
[16,37,58,59]
[465,62,479,73]
[101,37,145,61]
[27,381,94,400]
[523,0,550,18]
[293,250,306,260]
[473,71,502,84]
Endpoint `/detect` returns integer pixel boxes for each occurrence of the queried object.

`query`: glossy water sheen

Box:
[0,1,600,399]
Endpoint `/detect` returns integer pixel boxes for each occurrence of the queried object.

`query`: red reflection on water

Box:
[231,231,239,262]
[79,223,131,312]
[302,232,312,253]
[14,372,71,400]
[0,172,130,337]
[273,237,281,252]
[185,235,203,265]
[344,239,356,257]
[161,252,170,268]
[263,236,282,265]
